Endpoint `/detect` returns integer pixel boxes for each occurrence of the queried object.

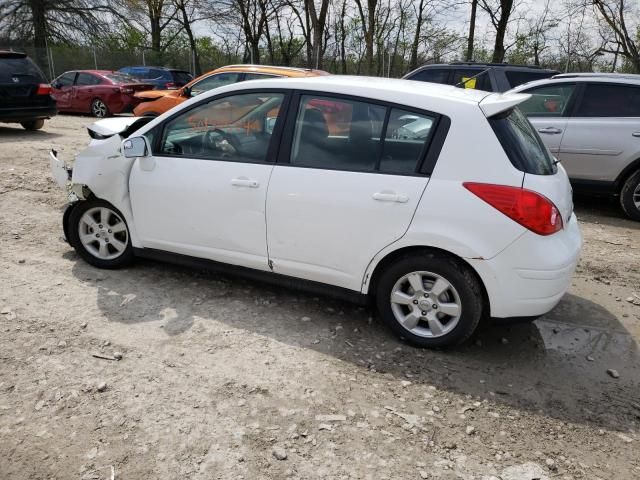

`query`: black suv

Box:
[403,62,559,93]
[0,51,57,130]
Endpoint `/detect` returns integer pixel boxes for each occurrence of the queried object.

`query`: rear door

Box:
[266,93,440,291]
[72,72,102,111]
[518,83,577,157]
[559,82,640,182]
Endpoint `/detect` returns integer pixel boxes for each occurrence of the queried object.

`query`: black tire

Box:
[91,98,109,118]
[21,119,44,130]
[67,199,134,269]
[620,169,640,221]
[375,253,484,348]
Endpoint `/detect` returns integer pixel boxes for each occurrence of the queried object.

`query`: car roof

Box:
[196,75,494,111]
[209,64,330,77]
[408,62,558,73]
[0,50,28,59]
[553,72,640,80]
[509,74,640,92]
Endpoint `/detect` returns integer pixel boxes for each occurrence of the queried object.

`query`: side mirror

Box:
[122,136,149,158]
[182,86,192,97]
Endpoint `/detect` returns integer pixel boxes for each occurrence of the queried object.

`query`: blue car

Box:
[118,66,193,90]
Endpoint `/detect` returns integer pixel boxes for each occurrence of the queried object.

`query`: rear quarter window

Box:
[489,107,557,175]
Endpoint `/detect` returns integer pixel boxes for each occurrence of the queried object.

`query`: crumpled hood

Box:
[87,116,154,141]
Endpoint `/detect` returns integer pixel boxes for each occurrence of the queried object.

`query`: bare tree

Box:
[466,0,478,61]
[593,0,640,72]
[479,0,516,63]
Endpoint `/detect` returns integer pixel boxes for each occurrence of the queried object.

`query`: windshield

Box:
[489,107,557,175]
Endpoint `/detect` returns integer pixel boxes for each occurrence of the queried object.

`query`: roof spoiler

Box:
[479,92,531,117]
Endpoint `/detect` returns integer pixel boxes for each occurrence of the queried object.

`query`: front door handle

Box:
[632,132,640,137]
[538,127,562,134]
[372,192,409,203]
[231,177,259,188]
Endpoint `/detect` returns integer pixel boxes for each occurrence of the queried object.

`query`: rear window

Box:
[0,56,46,83]
[104,73,138,84]
[505,70,556,88]
[489,107,557,175]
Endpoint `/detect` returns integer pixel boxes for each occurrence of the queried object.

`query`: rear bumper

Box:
[0,104,57,122]
[469,213,582,318]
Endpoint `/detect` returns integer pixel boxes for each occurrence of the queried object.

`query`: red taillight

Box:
[463,182,563,236]
[36,83,51,95]
[164,82,177,89]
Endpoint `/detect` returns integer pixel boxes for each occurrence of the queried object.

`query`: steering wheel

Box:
[202,128,241,156]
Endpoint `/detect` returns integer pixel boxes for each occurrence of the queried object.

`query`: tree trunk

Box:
[490,0,513,63]
[409,0,424,70]
[339,0,347,74]
[177,0,201,74]
[28,0,48,68]
[466,0,477,61]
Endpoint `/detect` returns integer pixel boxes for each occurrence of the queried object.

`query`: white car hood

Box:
[88,117,143,138]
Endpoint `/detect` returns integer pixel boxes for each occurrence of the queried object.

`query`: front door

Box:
[266,94,437,291]
[129,90,287,271]
[518,82,577,156]
[51,72,77,110]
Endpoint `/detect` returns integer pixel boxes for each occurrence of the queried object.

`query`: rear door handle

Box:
[538,127,562,134]
[231,177,259,188]
[372,192,409,203]
[632,132,640,137]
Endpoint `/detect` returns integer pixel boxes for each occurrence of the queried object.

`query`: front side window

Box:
[290,95,435,174]
[575,83,640,117]
[56,72,76,87]
[158,92,284,162]
[190,73,242,96]
[489,107,556,175]
[452,69,492,91]
[519,84,576,117]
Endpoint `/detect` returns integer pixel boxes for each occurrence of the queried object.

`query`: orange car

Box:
[133,64,329,117]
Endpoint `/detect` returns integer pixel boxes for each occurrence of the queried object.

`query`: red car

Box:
[50,70,154,117]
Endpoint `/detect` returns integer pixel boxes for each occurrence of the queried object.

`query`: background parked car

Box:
[132,64,329,117]
[0,50,56,130]
[51,70,154,117]
[118,66,193,90]
[404,62,558,92]
[510,73,640,220]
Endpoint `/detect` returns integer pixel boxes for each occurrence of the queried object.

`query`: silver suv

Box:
[509,73,640,220]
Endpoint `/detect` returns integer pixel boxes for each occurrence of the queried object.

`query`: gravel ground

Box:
[1,115,639,480]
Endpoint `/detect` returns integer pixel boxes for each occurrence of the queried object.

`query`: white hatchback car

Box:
[50,76,582,348]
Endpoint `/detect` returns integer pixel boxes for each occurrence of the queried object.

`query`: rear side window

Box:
[408,69,449,85]
[0,56,46,83]
[575,83,640,117]
[172,71,193,83]
[104,73,137,84]
[76,73,102,86]
[505,71,556,88]
[290,95,436,174]
[452,69,493,91]
[519,84,576,117]
[489,107,557,175]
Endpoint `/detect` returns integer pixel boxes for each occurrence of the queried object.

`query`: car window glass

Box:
[505,71,555,88]
[244,73,280,81]
[158,92,284,162]
[290,95,385,171]
[380,109,434,174]
[56,72,76,87]
[0,56,46,83]
[190,73,242,96]
[104,73,137,84]
[452,69,492,91]
[519,84,576,117]
[575,83,640,117]
[173,71,193,83]
[76,73,101,86]
[408,69,449,84]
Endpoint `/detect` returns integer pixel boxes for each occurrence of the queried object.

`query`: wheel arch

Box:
[365,245,491,316]
[614,157,640,193]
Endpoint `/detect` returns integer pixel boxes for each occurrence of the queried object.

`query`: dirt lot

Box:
[1,115,639,480]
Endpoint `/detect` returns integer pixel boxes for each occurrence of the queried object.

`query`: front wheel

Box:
[620,169,640,221]
[91,98,109,118]
[375,253,484,348]
[67,199,134,269]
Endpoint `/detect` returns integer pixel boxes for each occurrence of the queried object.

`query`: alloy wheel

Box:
[92,100,107,117]
[78,207,128,260]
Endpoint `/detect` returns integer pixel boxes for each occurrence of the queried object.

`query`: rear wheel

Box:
[67,199,133,269]
[91,98,109,118]
[21,119,44,130]
[375,253,484,348]
[620,169,640,221]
